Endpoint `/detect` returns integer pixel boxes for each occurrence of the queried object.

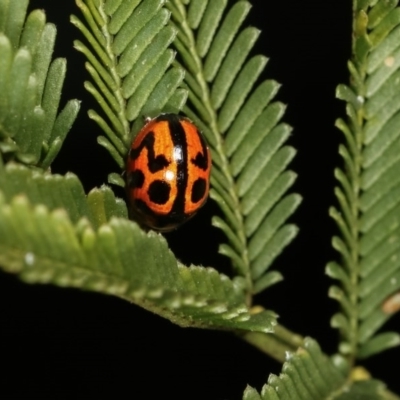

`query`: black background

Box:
[1,0,399,398]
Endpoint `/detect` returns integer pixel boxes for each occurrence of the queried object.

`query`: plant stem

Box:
[344,0,368,364]
[239,324,304,363]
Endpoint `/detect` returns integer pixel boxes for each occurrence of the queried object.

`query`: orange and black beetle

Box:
[126,114,211,232]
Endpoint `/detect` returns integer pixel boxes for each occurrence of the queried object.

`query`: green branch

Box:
[168,1,251,296]
[328,0,400,362]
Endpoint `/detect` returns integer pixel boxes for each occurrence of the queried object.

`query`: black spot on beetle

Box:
[148,180,171,205]
[130,132,170,173]
[191,152,208,170]
[190,132,209,170]
[128,170,145,189]
[148,154,169,173]
[191,178,206,203]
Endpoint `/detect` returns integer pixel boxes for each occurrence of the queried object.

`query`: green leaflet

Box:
[0,2,80,168]
[0,160,126,228]
[167,0,300,297]
[242,338,387,400]
[328,0,400,360]
[72,0,186,173]
[0,157,276,332]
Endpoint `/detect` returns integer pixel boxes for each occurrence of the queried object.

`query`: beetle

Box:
[126,114,211,232]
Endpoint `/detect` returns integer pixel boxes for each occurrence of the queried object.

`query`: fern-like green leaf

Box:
[243,338,389,400]
[71,0,187,176]
[166,0,300,296]
[328,0,400,360]
[0,157,276,333]
[0,0,80,168]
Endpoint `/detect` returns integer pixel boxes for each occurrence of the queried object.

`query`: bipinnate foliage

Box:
[0,0,279,334]
[327,0,400,360]
[71,0,301,303]
[0,158,277,332]
[1,0,400,398]
[71,0,300,304]
[0,0,80,169]
[166,0,301,296]
[71,0,188,183]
